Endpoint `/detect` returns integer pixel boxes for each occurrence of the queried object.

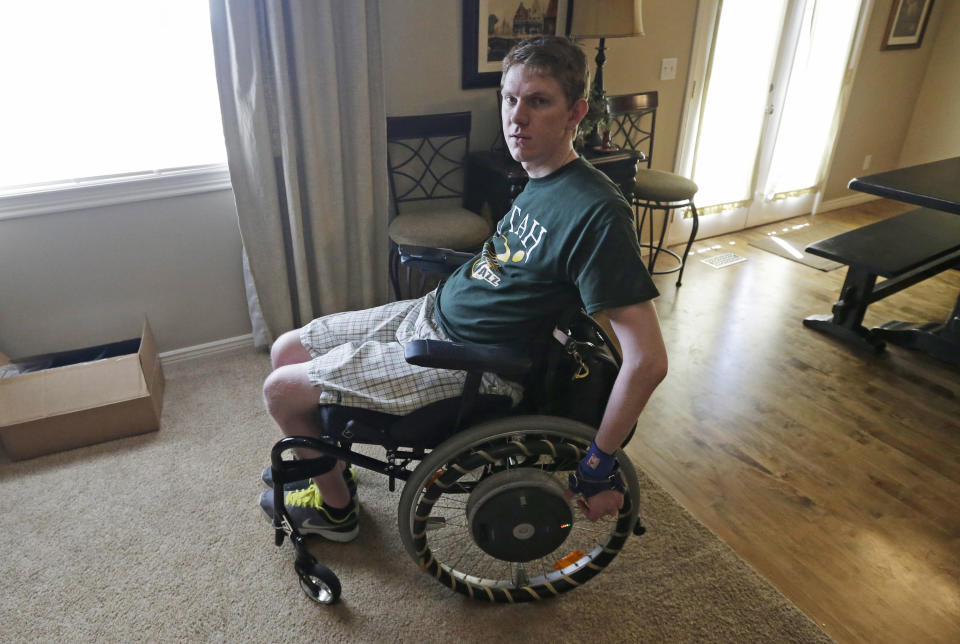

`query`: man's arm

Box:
[570,300,668,520]
[594,300,668,453]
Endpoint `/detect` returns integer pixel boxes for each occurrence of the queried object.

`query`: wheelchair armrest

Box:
[398,245,475,276]
[404,339,531,379]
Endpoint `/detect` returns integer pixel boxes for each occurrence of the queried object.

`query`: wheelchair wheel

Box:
[397,416,641,602]
[295,562,341,604]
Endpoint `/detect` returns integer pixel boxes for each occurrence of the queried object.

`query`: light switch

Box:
[660,57,678,81]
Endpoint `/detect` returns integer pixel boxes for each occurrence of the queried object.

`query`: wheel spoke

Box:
[427,527,471,549]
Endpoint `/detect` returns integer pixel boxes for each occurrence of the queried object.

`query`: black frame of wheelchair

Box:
[267,248,647,604]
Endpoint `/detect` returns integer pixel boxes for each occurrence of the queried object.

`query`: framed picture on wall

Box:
[462,0,570,89]
[882,0,935,50]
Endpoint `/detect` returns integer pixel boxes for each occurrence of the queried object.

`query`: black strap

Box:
[455,370,482,430]
[568,464,626,497]
[541,309,579,408]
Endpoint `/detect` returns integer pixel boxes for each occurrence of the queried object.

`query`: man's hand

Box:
[565,488,624,521]
[566,446,627,522]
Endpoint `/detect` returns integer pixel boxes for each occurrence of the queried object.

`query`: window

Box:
[0,0,229,217]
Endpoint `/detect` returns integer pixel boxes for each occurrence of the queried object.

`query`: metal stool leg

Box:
[633,201,654,273]
[389,243,402,301]
[652,203,670,270]
[645,204,657,272]
[632,198,698,285]
[675,200,698,287]
[633,200,644,233]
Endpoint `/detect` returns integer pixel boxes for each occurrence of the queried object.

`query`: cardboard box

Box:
[0,320,164,460]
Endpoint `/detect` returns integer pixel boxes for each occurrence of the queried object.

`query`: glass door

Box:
[671,0,867,242]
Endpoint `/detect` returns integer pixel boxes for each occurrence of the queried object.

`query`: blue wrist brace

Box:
[568,460,625,498]
[567,441,625,498]
[581,441,616,478]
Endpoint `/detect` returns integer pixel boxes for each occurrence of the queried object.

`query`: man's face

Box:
[501,65,584,178]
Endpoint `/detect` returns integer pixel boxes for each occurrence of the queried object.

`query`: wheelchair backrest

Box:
[521,310,621,428]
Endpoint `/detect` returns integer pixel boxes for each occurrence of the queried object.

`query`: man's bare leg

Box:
[264,331,350,508]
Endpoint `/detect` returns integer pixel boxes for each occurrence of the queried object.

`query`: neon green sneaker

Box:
[259,482,359,542]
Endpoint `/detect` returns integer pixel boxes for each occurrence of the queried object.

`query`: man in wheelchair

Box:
[260,36,667,552]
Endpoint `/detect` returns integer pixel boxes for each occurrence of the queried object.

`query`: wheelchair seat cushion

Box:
[317,393,514,448]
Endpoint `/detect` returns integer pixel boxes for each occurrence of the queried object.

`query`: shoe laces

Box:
[285,482,323,510]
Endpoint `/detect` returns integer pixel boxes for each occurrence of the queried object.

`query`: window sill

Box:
[0,164,233,221]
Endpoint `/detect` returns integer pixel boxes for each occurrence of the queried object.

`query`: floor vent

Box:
[700,252,748,269]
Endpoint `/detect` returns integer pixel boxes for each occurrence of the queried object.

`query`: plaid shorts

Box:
[299,290,523,415]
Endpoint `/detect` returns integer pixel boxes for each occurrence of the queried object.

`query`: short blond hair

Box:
[501,36,587,108]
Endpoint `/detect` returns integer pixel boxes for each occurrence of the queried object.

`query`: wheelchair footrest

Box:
[272,455,338,486]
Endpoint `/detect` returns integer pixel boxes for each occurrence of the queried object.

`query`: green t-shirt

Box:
[435,158,658,347]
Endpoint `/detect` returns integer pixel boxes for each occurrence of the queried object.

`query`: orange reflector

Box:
[426,470,443,488]
[553,550,585,570]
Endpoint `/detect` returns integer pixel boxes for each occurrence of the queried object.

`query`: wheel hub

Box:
[466,469,573,562]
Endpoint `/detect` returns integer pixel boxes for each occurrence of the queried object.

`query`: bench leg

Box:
[803,267,886,353]
[870,293,960,367]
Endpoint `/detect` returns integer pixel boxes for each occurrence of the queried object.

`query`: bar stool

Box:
[632,171,699,286]
[606,92,700,286]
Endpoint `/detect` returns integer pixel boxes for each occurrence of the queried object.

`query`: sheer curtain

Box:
[763,0,863,198]
[209,0,390,348]
[684,0,863,216]
[689,0,787,213]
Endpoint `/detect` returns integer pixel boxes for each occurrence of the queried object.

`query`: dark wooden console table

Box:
[802,157,960,367]
[464,149,644,221]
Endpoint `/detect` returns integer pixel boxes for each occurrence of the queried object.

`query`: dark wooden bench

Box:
[802,207,960,356]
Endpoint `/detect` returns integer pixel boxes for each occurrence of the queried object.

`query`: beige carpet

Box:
[0,349,832,643]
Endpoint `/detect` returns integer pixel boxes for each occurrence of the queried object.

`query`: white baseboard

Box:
[816,192,878,214]
[159,333,255,366]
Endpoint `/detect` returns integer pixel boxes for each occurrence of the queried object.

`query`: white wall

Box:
[0,190,250,356]
[899,0,960,166]
[380,0,502,153]
[380,0,699,172]
[822,0,947,199]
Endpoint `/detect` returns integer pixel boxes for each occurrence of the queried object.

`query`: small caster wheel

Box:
[297,563,341,604]
[633,520,646,536]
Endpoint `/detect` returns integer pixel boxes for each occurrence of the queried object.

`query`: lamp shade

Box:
[568,0,644,38]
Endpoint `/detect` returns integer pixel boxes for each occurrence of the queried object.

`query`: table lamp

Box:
[568,0,644,149]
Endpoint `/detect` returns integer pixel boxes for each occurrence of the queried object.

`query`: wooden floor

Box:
[627,199,959,644]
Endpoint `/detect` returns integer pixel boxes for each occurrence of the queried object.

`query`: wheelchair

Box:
[265,247,647,605]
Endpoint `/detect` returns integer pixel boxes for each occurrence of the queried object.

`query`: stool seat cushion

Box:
[632,169,698,203]
[388,207,492,250]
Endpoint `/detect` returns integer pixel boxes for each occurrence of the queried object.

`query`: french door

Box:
[670,0,869,242]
